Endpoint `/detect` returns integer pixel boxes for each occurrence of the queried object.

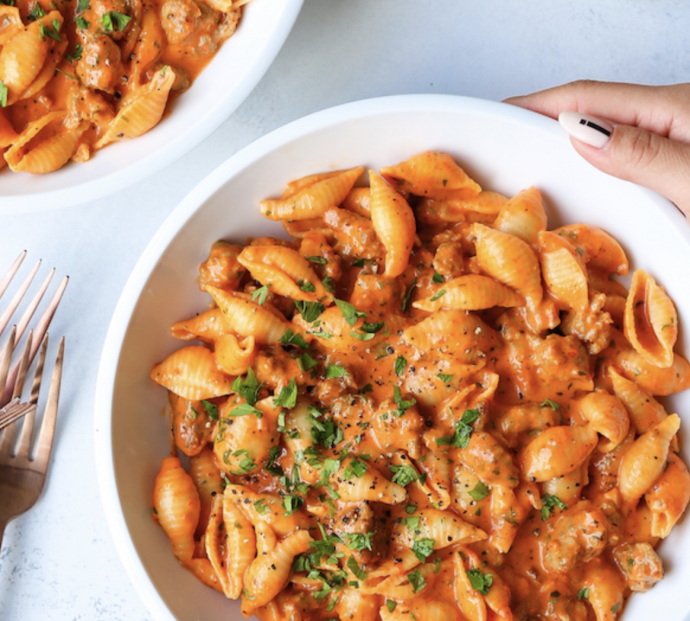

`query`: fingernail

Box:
[559,111,614,148]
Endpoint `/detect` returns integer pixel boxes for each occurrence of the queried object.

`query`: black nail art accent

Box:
[584,120,611,136]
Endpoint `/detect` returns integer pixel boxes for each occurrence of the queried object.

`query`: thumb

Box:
[559,111,690,218]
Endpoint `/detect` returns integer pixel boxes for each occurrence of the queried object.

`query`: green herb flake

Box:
[577,587,589,601]
[468,481,490,501]
[402,277,418,312]
[297,279,316,293]
[273,378,298,409]
[435,408,480,449]
[228,403,263,418]
[430,288,447,302]
[411,537,435,562]
[346,555,366,580]
[350,330,375,341]
[27,2,45,21]
[278,328,310,349]
[390,464,421,488]
[392,385,416,417]
[101,10,131,32]
[76,0,89,11]
[345,532,373,552]
[386,599,396,613]
[295,300,325,323]
[540,398,561,411]
[201,399,219,421]
[231,367,262,405]
[326,364,349,378]
[335,299,367,326]
[407,570,427,594]
[75,15,90,28]
[394,355,407,376]
[467,568,493,595]
[297,352,318,372]
[282,494,304,516]
[540,494,568,521]
[307,255,328,265]
[432,271,444,283]
[436,372,453,383]
[251,283,272,305]
[0,81,7,108]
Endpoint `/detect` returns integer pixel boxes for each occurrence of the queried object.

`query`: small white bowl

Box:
[0,0,303,214]
[95,95,690,621]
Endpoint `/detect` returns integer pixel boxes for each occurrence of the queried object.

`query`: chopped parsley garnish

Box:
[392,385,416,417]
[407,570,427,593]
[437,372,453,383]
[251,283,271,305]
[411,538,435,562]
[279,328,310,349]
[432,271,444,283]
[253,498,270,515]
[65,43,83,61]
[307,255,328,265]
[390,464,424,487]
[273,378,298,409]
[297,279,316,293]
[282,494,304,516]
[405,504,417,514]
[433,557,441,573]
[101,10,131,32]
[394,356,407,376]
[231,367,262,405]
[342,457,368,480]
[345,532,373,552]
[430,288,447,302]
[467,568,493,595]
[228,402,263,418]
[386,600,397,612]
[27,2,45,21]
[541,494,567,521]
[468,481,490,501]
[361,321,384,333]
[45,18,61,41]
[346,555,366,580]
[360,383,373,394]
[322,275,335,294]
[201,399,219,421]
[310,414,344,449]
[577,587,589,600]
[335,299,367,326]
[0,81,7,108]
[297,352,318,372]
[264,446,282,476]
[350,330,375,341]
[611,602,621,613]
[75,15,89,28]
[76,0,89,11]
[435,408,480,449]
[295,300,325,323]
[403,516,420,529]
[326,364,349,378]
[540,398,561,411]
[402,277,417,312]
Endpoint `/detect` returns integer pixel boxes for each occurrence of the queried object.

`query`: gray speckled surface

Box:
[1,0,689,619]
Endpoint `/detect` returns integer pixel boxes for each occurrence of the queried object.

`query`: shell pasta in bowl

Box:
[95,95,690,621]
[0,0,302,211]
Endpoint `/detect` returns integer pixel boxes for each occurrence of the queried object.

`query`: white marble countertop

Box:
[1,0,689,619]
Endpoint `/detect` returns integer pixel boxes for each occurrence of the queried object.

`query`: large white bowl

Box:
[0,0,303,214]
[95,95,690,621]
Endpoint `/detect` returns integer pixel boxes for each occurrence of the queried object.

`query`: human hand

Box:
[505,81,690,220]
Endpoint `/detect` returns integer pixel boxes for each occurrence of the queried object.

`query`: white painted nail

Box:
[559,111,614,148]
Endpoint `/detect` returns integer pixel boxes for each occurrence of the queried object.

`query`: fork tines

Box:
[0,251,67,431]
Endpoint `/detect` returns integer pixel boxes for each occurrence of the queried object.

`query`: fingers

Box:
[565,115,690,219]
[505,81,690,139]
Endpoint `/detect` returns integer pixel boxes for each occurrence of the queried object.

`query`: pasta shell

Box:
[412,274,524,312]
[519,424,598,482]
[150,345,234,400]
[188,446,223,538]
[198,241,246,293]
[615,346,690,396]
[471,223,542,309]
[493,186,547,242]
[152,457,200,562]
[457,431,519,487]
[259,166,363,220]
[95,66,175,148]
[579,389,630,452]
[330,458,407,504]
[238,245,333,303]
[0,110,17,148]
[207,492,256,599]
[282,402,320,484]
[381,600,462,621]
[608,367,667,436]
[6,117,89,174]
[554,223,629,276]
[323,207,385,261]
[341,186,371,217]
[215,333,256,376]
[185,559,223,593]
[453,551,488,621]
[170,308,231,343]
[644,453,690,539]
[130,6,164,84]
[624,269,678,369]
[391,506,487,549]
[369,170,416,277]
[20,38,67,101]
[579,558,626,621]
[241,528,312,614]
[0,13,53,104]
[379,151,482,199]
[619,414,680,505]
[281,169,346,199]
[537,230,589,310]
[205,285,295,345]
[0,6,22,45]
[224,485,312,536]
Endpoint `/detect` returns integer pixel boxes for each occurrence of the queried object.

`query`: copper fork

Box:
[0,251,67,549]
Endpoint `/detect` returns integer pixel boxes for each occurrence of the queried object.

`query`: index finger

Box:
[504,80,690,141]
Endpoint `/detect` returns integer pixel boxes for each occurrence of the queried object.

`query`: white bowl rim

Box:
[94,93,690,621]
[0,0,304,214]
